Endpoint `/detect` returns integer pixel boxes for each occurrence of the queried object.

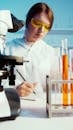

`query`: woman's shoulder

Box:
[6,38,23,47]
[38,39,55,53]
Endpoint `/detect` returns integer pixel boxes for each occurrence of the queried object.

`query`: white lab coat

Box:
[4,37,59,96]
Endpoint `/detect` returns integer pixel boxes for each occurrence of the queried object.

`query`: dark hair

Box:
[26,2,54,30]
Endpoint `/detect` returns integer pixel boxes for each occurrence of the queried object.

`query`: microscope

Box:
[0,10,23,121]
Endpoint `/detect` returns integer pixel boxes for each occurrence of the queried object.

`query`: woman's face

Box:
[25,12,51,42]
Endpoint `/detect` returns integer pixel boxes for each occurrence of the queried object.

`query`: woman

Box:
[5,2,57,97]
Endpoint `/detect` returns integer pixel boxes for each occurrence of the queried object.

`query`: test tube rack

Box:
[46,77,73,117]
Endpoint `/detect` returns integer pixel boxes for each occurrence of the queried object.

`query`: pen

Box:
[46,75,49,104]
[16,69,26,81]
[16,69,36,94]
[20,97,36,101]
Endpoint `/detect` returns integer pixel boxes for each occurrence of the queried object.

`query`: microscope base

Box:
[0,88,20,122]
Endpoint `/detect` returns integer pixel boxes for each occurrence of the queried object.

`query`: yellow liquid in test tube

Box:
[62,55,68,106]
[69,50,73,106]
[70,80,73,106]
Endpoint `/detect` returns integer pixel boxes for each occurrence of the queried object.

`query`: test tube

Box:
[61,39,69,106]
[69,49,73,106]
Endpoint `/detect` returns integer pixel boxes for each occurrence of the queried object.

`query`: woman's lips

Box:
[35,33,43,38]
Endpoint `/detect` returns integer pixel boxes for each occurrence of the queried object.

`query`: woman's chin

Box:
[34,35,43,40]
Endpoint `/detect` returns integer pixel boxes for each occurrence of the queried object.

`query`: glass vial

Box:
[61,39,68,106]
[69,49,73,106]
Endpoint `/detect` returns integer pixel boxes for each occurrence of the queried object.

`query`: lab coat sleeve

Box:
[15,61,44,98]
[29,57,44,97]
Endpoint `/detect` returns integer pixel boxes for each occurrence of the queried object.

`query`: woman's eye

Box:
[34,21,41,26]
[45,26,50,30]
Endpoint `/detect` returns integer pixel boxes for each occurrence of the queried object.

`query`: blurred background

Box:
[0,0,73,48]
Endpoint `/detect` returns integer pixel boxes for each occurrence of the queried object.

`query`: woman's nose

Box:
[38,26,45,33]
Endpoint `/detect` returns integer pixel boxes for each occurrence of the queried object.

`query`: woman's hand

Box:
[16,81,36,97]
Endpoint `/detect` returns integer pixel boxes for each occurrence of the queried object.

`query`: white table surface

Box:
[0,97,73,130]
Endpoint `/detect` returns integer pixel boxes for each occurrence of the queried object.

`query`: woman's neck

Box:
[25,29,36,44]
